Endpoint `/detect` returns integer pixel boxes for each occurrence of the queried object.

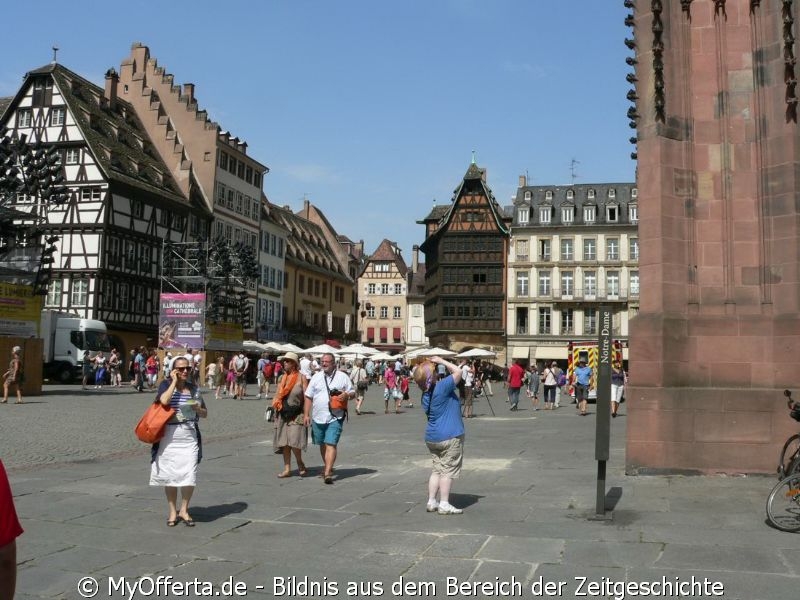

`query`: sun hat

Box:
[279,351,299,364]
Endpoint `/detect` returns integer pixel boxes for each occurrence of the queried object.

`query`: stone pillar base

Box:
[626,385,798,474]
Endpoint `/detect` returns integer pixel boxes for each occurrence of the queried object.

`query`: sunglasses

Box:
[174,366,191,372]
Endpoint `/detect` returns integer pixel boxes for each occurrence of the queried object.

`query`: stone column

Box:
[627,0,800,473]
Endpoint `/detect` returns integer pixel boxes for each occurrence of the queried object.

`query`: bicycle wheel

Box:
[778,433,800,478]
[766,473,800,532]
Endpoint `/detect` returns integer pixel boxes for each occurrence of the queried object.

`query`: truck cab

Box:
[41,311,110,383]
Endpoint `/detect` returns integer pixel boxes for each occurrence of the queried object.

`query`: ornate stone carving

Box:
[680,0,692,14]
[784,0,798,121]
[714,0,726,17]
[652,0,665,122]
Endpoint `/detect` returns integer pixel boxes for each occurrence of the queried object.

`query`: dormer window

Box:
[629,204,638,223]
[606,205,619,222]
[588,189,595,199]
[545,190,553,200]
[608,188,616,199]
[539,207,552,224]
[561,206,574,223]
[517,208,530,224]
[524,191,532,201]
[583,205,596,223]
[631,188,638,198]
[566,189,574,200]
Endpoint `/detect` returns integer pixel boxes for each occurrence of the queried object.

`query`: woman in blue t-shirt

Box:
[416,355,465,515]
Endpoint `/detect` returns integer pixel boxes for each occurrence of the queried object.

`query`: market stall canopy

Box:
[405,347,431,360]
[304,343,341,355]
[278,343,305,353]
[338,343,379,355]
[369,352,396,361]
[456,347,497,359]
[417,347,458,357]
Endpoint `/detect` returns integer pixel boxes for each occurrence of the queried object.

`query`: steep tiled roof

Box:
[507,182,637,226]
[366,239,408,276]
[21,63,188,204]
[267,202,353,283]
[408,263,426,297]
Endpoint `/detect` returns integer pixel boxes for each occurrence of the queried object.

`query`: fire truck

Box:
[566,340,624,400]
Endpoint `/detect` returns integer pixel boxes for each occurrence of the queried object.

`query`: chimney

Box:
[519,174,527,188]
[183,83,195,103]
[412,245,419,273]
[104,68,119,110]
[303,198,310,215]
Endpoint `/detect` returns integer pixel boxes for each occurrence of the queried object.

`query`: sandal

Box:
[167,517,179,527]
[323,475,334,485]
[277,470,292,478]
[298,463,307,477]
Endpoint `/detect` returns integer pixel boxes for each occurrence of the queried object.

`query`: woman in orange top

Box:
[272,352,308,477]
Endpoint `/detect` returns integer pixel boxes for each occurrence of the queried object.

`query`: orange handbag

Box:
[135,401,175,443]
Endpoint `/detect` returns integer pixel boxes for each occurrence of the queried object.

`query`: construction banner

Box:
[158,293,205,349]
[0,282,42,337]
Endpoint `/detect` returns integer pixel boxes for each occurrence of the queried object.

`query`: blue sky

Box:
[1,1,635,260]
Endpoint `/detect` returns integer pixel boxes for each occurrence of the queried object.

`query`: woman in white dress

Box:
[150,356,208,527]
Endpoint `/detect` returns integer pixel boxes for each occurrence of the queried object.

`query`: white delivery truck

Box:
[41,310,110,383]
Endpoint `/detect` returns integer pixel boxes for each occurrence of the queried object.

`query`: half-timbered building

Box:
[358,239,408,353]
[418,161,511,355]
[118,43,267,334]
[0,62,210,352]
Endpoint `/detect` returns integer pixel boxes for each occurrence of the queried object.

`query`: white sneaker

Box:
[426,500,439,512]
[437,502,463,515]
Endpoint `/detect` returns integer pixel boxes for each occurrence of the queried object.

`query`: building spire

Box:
[471,150,476,165]
[51,46,59,64]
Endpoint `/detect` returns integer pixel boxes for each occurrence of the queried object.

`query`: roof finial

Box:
[471,150,476,165]
[51,46,59,64]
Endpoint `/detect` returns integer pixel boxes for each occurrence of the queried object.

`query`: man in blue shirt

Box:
[574,357,593,416]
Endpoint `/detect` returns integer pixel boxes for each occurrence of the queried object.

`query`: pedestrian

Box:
[0,459,23,598]
[2,346,23,404]
[303,352,354,484]
[256,352,268,399]
[108,348,121,387]
[611,361,626,418]
[214,356,226,400]
[417,356,465,515]
[383,363,398,413]
[232,350,249,399]
[461,361,475,417]
[150,356,208,527]
[574,357,593,416]
[541,361,559,410]
[145,350,158,390]
[81,350,94,391]
[272,352,307,478]
[163,352,173,381]
[506,359,525,411]
[350,359,368,415]
[526,363,541,411]
[134,347,146,392]
[94,350,108,390]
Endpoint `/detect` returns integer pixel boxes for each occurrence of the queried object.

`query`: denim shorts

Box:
[311,419,343,446]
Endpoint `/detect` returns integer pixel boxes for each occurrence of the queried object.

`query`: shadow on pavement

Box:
[449,493,484,509]
[191,501,248,522]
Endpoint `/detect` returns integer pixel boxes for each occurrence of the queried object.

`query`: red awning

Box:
[367,327,375,342]
[393,327,402,342]
[379,327,388,341]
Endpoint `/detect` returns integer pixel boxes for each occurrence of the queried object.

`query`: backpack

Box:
[558,372,567,387]
[263,362,274,378]
[235,356,245,371]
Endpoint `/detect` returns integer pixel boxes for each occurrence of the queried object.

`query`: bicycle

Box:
[765,390,800,532]
[777,390,800,478]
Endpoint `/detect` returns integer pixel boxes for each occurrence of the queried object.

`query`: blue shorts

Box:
[311,419,343,446]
